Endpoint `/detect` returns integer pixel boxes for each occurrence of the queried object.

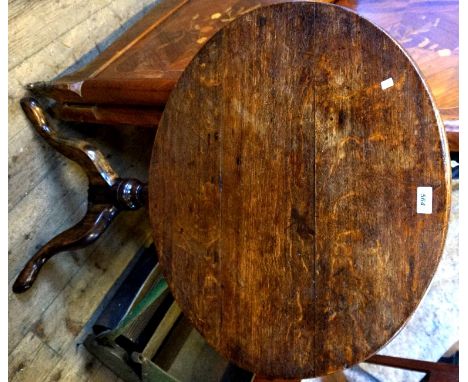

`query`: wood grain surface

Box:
[38,0,334,107]
[8,1,157,381]
[38,0,458,151]
[149,2,451,378]
[337,0,459,150]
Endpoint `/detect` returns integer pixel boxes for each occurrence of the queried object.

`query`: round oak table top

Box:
[148,2,451,379]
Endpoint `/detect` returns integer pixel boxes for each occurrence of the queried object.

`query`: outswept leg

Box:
[13,204,118,293]
[13,97,147,293]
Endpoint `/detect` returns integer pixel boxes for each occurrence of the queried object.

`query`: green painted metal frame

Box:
[86,276,181,382]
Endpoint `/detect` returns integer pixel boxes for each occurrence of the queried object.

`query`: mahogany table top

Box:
[148,2,451,378]
[34,0,458,150]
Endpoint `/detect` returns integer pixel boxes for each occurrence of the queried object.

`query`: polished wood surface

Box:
[35,0,334,106]
[366,354,459,382]
[33,0,458,151]
[12,98,149,294]
[337,0,459,150]
[149,2,451,378]
[50,103,164,128]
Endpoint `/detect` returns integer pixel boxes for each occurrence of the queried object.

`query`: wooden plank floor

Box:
[8,1,159,381]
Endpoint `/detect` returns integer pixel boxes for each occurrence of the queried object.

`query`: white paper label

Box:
[381,77,394,90]
[417,187,432,214]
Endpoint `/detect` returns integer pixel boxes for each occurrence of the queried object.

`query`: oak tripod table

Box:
[14,2,451,380]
